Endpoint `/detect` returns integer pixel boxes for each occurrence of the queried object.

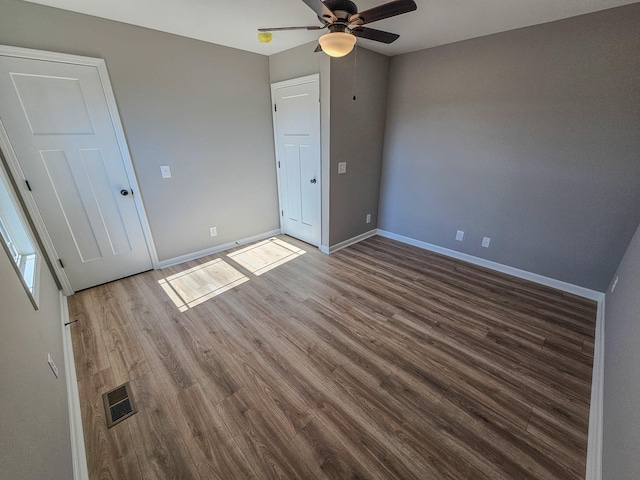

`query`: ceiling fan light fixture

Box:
[318,32,356,57]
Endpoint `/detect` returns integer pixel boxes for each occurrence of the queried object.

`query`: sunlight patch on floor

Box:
[227,237,306,276]
[158,258,248,312]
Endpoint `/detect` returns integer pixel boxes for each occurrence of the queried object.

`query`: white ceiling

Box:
[24,0,640,56]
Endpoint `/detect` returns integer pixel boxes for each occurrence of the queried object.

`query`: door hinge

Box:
[281,210,284,217]
[274,104,277,112]
[278,161,280,168]
[25,180,32,191]
[58,259,65,269]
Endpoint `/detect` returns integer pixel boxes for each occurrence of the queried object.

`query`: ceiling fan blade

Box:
[301,0,337,23]
[351,26,399,44]
[258,26,325,31]
[314,44,323,53]
[351,0,417,25]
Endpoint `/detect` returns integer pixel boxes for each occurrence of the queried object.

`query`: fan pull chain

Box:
[352,45,358,101]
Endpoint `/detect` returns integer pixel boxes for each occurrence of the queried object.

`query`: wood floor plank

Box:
[158,301,244,405]
[526,406,588,477]
[169,384,257,480]
[69,292,110,381]
[233,351,316,441]
[377,370,515,479]
[312,393,441,480]
[217,388,319,480]
[291,417,383,480]
[127,371,201,480]
[126,299,197,399]
[71,234,596,480]
[325,365,477,479]
[87,286,150,384]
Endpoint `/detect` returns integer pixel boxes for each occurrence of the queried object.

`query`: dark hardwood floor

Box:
[69,235,596,479]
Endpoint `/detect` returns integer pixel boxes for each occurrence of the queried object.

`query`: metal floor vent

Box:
[103,382,137,428]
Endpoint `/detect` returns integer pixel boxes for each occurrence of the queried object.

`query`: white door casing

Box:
[271,75,321,247]
[0,46,157,293]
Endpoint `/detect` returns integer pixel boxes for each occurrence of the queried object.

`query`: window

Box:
[0,216,20,263]
[0,161,40,308]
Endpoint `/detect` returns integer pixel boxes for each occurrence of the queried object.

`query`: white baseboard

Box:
[60,293,89,480]
[376,230,604,302]
[586,298,605,480]
[321,229,378,255]
[157,229,282,269]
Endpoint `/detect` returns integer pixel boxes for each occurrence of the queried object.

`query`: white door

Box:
[272,75,321,247]
[0,51,153,292]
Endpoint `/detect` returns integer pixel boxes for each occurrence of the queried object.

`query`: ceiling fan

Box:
[258,0,418,57]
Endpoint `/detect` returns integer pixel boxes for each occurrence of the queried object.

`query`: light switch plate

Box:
[338,162,347,174]
[482,237,491,248]
[160,165,172,178]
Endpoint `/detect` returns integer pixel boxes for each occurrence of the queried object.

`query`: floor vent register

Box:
[103,382,137,428]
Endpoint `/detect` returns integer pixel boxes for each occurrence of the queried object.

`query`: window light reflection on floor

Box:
[158,258,248,312]
[227,237,306,276]
[158,237,305,311]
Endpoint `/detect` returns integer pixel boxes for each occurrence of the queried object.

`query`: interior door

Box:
[0,53,153,291]
[272,75,321,247]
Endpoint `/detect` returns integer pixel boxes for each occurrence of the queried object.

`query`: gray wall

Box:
[0,0,279,262]
[379,4,640,291]
[0,239,73,478]
[330,47,389,245]
[270,44,389,248]
[603,220,640,479]
[269,42,331,248]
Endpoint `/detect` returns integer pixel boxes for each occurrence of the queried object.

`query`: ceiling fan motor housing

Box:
[323,0,359,21]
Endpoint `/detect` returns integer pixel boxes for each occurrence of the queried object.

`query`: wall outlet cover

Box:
[338,162,347,174]
[209,226,218,237]
[366,213,372,224]
[482,237,491,248]
[456,230,464,241]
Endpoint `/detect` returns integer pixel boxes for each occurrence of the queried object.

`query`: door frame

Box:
[270,73,322,247]
[0,45,159,295]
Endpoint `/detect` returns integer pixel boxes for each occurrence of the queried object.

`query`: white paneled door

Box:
[0,49,153,292]
[272,75,321,247]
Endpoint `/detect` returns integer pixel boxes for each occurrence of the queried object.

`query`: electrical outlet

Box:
[611,276,619,292]
[160,165,172,178]
[209,226,218,237]
[456,230,464,241]
[482,237,491,248]
[338,162,347,174]
[366,213,372,224]
[47,353,59,379]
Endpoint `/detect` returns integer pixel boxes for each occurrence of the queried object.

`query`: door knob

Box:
[310,178,317,184]
[120,189,130,196]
